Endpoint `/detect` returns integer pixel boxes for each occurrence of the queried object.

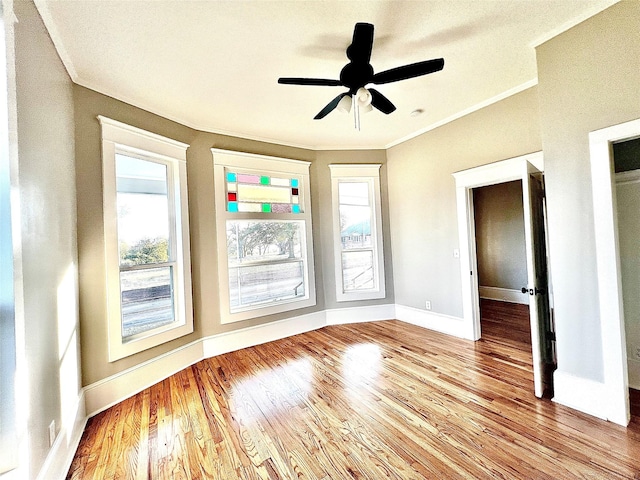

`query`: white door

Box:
[522,161,556,397]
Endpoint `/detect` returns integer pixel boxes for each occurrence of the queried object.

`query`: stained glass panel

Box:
[226,169,302,213]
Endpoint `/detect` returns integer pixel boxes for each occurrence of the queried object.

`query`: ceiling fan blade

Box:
[278,77,342,87]
[346,22,374,64]
[314,92,348,120]
[369,88,396,114]
[372,58,444,85]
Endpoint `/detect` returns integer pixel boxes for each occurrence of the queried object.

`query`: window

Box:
[330,164,386,302]
[100,117,193,361]
[213,149,315,323]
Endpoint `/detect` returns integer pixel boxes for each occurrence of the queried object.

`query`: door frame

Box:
[589,118,640,426]
[453,151,544,340]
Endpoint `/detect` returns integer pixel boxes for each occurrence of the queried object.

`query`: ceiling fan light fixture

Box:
[337,94,352,113]
[356,87,372,107]
[359,102,373,114]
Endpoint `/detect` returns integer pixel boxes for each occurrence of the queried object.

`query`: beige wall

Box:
[386,87,542,316]
[12,0,80,476]
[474,180,527,291]
[536,0,640,382]
[74,86,394,385]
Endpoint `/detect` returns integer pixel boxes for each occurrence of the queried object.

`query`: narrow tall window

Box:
[100,117,193,361]
[330,164,385,302]
[213,149,315,323]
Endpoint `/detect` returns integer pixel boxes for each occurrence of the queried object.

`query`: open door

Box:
[522,162,556,397]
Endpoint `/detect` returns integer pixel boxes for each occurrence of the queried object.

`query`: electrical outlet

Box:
[453,248,460,258]
[49,421,56,447]
[425,300,432,310]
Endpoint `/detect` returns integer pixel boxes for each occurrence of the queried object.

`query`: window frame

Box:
[212,148,315,324]
[329,164,386,302]
[100,116,193,362]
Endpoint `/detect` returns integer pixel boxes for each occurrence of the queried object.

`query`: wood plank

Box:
[67,314,640,479]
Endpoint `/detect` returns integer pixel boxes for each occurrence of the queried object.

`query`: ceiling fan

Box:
[278,22,444,121]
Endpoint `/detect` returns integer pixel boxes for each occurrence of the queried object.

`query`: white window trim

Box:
[330,164,386,302]
[212,148,316,324]
[99,116,193,362]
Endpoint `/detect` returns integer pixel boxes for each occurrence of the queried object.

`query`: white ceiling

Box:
[36,0,617,150]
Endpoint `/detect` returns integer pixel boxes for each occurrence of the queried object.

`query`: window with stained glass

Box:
[213,149,315,323]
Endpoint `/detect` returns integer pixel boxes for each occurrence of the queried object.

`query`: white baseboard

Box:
[84,339,204,417]
[395,304,470,339]
[326,304,395,325]
[552,370,609,421]
[628,357,640,390]
[203,311,326,358]
[479,286,528,304]
[84,311,326,417]
[36,390,87,480]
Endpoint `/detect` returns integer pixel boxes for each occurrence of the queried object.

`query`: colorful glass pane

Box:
[225,170,302,214]
[238,184,290,203]
[271,203,291,213]
[237,174,261,184]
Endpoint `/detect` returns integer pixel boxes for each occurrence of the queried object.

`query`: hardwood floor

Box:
[479,298,531,348]
[67,318,640,479]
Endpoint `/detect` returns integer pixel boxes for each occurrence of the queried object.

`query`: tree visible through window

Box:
[227,220,305,309]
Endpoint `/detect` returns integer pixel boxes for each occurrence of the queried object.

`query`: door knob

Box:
[521,286,547,295]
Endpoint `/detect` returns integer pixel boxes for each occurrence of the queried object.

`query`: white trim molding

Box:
[326,304,395,325]
[479,286,529,305]
[552,370,608,421]
[395,305,471,340]
[35,391,87,480]
[452,151,544,341]
[202,311,327,360]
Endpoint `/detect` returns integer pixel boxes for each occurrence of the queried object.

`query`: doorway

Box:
[590,118,640,426]
[610,136,640,423]
[453,152,556,398]
[473,181,532,347]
